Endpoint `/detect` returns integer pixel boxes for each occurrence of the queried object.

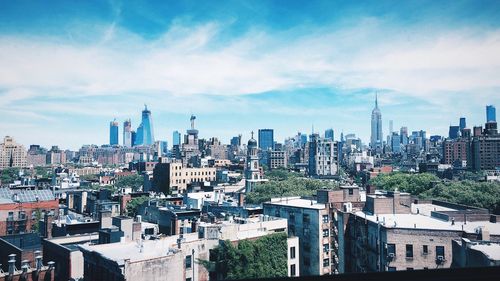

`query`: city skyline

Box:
[1,0,500,149]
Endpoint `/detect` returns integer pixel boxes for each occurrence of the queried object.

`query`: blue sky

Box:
[1,0,499,150]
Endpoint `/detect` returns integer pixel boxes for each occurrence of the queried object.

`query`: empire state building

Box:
[370,93,383,149]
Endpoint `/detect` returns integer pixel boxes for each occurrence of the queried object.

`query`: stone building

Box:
[0,136,27,169]
[152,162,216,195]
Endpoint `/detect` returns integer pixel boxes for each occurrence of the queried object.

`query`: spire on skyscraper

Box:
[375,92,378,108]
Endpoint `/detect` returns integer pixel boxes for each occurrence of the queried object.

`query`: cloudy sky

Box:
[1,0,499,150]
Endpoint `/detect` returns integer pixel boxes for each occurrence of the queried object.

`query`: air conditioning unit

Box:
[436,255,444,263]
[387,253,395,260]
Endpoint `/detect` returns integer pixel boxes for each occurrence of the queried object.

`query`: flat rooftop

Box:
[470,243,500,261]
[267,197,326,210]
[412,203,457,216]
[354,211,500,235]
[79,233,199,264]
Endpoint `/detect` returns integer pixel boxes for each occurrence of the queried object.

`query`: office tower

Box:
[109,119,119,145]
[391,132,401,153]
[459,117,466,131]
[370,93,383,149]
[449,126,460,139]
[0,136,27,168]
[471,121,499,171]
[123,119,132,147]
[308,135,338,177]
[173,130,181,146]
[299,133,307,146]
[135,105,155,146]
[389,120,393,134]
[131,131,136,147]
[258,129,274,150]
[230,135,241,147]
[325,128,334,141]
[486,105,496,122]
[400,127,408,145]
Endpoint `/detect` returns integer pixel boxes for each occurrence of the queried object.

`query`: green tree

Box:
[31,209,42,234]
[0,167,20,184]
[200,232,288,280]
[115,174,143,191]
[126,196,150,217]
[246,176,338,204]
[368,172,440,195]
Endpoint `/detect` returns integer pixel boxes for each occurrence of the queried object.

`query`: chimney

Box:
[451,218,455,225]
[8,254,16,276]
[480,227,491,241]
[44,213,53,238]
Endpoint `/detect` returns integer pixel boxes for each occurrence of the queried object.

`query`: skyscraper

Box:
[459,117,466,131]
[258,129,274,151]
[135,105,155,146]
[370,93,383,149]
[325,128,334,141]
[109,119,119,145]
[172,130,181,146]
[486,105,496,122]
[449,126,460,139]
[400,127,409,145]
[123,119,132,147]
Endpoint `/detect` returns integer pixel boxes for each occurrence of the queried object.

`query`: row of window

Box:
[387,243,445,259]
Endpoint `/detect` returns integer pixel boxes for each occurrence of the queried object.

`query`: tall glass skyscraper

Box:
[123,119,132,147]
[135,105,155,146]
[370,94,383,148]
[459,117,466,130]
[172,130,181,146]
[486,105,496,122]
[109,119,119,145]
[258,129,274,150]
[325,128,334,141]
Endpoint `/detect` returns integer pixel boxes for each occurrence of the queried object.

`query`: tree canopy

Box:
[200,232,288,280]
[115,174,143,191]
[246,169,338,204]
[369,172,500,214]
[126,196,149,217]
[0,167,20,185]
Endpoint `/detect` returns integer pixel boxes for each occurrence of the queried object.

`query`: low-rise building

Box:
[153,162,216,195]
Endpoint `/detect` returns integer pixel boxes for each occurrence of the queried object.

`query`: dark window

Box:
[289,212,295,221]
[387,243,396,255]
[186,278,192,281]
[436,246,445,259]
[423,245,428,255]
[289,225,295,236]
[303,227,310,236]
[406,244,413,258]
[323,258,330,267]
[304,243,311,253]
[304,257,310,266]
[290,264,296,276]
[407,267,414,270]
[290,247,296,259]
[186,255,192,269]
[349,189,354,195]
[303,213,310,223]
[323,229,329,237]
[388,267,396,272]
[323,244,329,253]
[322,215,329,223]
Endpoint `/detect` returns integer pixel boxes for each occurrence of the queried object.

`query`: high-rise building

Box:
[258,129,274,151]
[486,105,496,122]
[459,117,466,131]
[449,126,460,140]
[0,136,27,169]
[131,131,136,147]
[109,119,119,145]
[325,128,334,141]
[123,119,132,147]
[370,93,383,149]
[230,135,241,147]
[135,105,155,146]
[400,127,409,145]
[391,132,401,153]
[471,121,499,171]
[172,130,181,146]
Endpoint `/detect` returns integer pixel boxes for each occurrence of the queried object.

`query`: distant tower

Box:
[109,119,119,145]
[486,105,496,122]
[135,105,155,146]
[172,130,181,146]
[245,131,261,193]
[370,93,383,149]
[325,128,334,141]
[123,119,132,147]
[459,117,466,131]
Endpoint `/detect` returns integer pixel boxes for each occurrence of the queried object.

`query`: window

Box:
[388,267,396,272]
[349,189,354,195]
[303,213,310,224]
[304,243,311,253]
[290,264,296,277]
[407,267,414,270]
[323,244,330,253]
[186,278,192,281]
[406,244,413,258]
[185,255,192,269]
[290,247,296,259]
[436,246,445,260]
[289,212,295,222]
[303,227,310,236]
[289,225,296,236]
[8,211,14,220]
[323,258,330,267]
[423,245,428,255]
[322,215,329,223]
[323,229,329,237]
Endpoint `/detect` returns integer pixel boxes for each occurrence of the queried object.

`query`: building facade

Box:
[0,136,27,169]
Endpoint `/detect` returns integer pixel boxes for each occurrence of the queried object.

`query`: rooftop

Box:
[470,243,500,261]
[354,211,500,235]
[267,197,326,210]
[0,187,55,203]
